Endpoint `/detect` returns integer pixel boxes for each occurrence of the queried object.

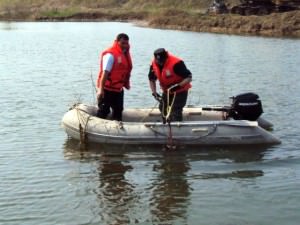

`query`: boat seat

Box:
[187,111,202,116]
[148,111,161,116]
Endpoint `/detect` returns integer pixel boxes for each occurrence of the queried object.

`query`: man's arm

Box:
[96,53,114,99]
[148,65,158,94]
[173,61,192,78]
[177,76,192,88]
[149,80,157,94]
[97,70,109,100]
[171,60,192,89]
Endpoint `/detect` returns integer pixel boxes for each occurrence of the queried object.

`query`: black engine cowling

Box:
[229,92,263,121]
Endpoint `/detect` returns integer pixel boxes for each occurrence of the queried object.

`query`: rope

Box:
[146,88,218,147]
[162,88,177,148]
[162,89,176,122]
[167,122,173,147]
[71,102,218,146]
[147,123,218,143]
[139,101,159,123]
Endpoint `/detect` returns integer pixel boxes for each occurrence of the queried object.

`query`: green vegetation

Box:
[40,7,81,18]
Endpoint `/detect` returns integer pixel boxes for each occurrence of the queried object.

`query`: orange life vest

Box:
[97,41,132,92]
[151,53,191,93]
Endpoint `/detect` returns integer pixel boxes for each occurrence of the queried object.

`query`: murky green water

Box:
[1,22,300,225]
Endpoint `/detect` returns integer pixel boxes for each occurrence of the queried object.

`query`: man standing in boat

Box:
[148,48,192,123]
[96,33,132,121]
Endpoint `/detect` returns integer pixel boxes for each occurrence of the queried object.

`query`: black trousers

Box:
[97,89,124,121]
[159,91,188,122]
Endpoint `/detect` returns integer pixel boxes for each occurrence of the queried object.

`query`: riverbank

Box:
[0,0,299,38]
[148,10,300,38]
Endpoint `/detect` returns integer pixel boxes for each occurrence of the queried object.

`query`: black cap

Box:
[116,33,129,41]
[154,48,167,61]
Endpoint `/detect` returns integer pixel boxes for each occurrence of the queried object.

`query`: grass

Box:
[40,7,81,18]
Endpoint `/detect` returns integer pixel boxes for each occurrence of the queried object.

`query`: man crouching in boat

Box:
[96,33,132,121]
[148,48,192,123]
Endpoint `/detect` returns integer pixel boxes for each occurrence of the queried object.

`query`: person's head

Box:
[116,33,129,52]
[154,48,168,66]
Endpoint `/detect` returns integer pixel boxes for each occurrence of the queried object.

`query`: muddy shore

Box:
[148,10,300,38]
[0,6,299,38]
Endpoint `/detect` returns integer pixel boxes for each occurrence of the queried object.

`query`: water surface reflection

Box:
[63,139,269,224]
[97,153,136,225]
[64,139,138,224]
[150,152,191,224]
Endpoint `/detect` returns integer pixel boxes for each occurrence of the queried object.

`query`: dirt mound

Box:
[149,10,300,37]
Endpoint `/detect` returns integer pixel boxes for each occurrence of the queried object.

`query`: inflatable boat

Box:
[61,93,281,146]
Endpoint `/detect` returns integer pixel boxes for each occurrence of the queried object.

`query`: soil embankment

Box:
[148,9,300,38]
[0,0,299,38]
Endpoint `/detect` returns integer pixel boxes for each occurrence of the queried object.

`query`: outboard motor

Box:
[229,92,263,121]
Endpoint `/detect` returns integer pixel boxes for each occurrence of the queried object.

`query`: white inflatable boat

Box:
[61,101,281,146]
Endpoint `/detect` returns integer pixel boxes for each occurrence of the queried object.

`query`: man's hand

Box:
[124,80,130,90]
[96,89,104,102]
[124,73,131,90]
[152,92,162,102]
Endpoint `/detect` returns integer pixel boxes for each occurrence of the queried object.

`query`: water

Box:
[0,22,300,225]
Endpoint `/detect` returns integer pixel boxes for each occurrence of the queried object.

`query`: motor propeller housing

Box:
[229,92,263,121]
